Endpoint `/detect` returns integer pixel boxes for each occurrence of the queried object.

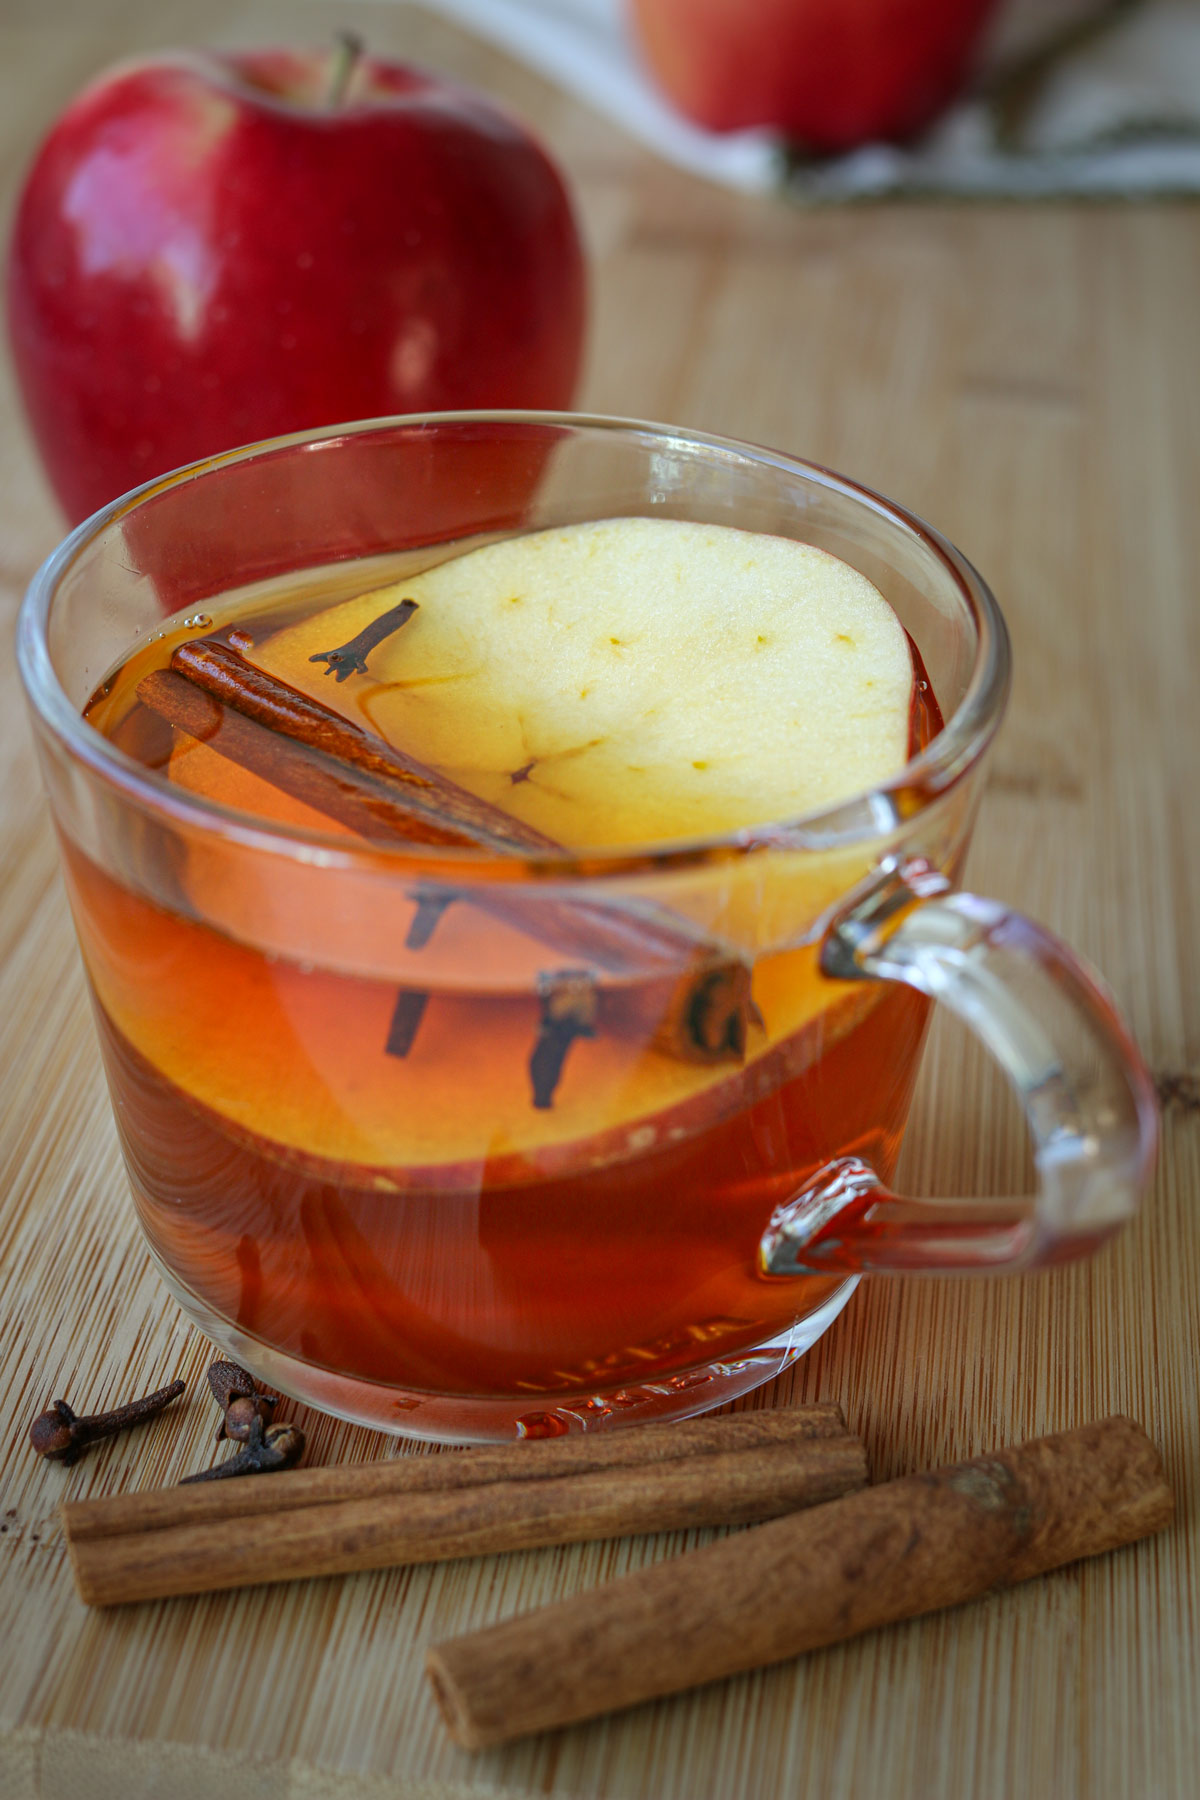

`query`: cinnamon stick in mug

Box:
[426,1416,1174,1749]
[170,637,558,855]
[141,641,755,1066]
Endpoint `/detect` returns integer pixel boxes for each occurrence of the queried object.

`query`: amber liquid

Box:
[76,573,941,1423]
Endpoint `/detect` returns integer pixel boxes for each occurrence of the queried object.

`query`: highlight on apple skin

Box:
[6,42,588,523]
[628,0,1002,152]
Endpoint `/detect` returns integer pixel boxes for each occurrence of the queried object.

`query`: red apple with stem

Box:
[628,0,1002,151]
[7,38,587,524]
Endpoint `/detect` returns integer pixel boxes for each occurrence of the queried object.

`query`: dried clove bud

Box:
[405,888,456,951]
[385,988,430,1059]
[180,1414,306,1483]
[207,1358,278,1443]
[308,597,418,680]
[529,969,598,1109]
[29,1380,186,1468]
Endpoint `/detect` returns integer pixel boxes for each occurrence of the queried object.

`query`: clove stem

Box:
[529,970,599,1108]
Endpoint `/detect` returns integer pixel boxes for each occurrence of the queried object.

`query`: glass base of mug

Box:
[147,1247,860,1443]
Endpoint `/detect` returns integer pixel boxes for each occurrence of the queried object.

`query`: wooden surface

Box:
[1,4,1197,1797]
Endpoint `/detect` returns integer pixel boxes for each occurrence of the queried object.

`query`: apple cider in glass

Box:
[71,518,941,1436]
[22,416,1158,1441]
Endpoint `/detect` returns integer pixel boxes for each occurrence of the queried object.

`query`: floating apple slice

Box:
[141,519,918,1164]
[261,517,915,849]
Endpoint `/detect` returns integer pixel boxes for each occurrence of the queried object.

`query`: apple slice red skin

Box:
[6,49,586,525]
[629,0,1002,152]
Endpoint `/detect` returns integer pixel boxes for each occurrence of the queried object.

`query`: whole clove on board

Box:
[28,1380,186,1468]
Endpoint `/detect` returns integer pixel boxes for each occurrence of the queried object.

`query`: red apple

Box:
[7,43,587,524]
[628,0,1002,151]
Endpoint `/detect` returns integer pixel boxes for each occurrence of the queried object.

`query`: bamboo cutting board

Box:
[1,5,1198,1798]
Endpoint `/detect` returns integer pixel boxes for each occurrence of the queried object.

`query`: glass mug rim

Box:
[17,408,1011,877]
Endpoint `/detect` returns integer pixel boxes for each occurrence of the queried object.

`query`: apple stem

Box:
[326,31,364,109]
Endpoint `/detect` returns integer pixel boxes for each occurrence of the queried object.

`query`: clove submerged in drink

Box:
[72,541,942,1439]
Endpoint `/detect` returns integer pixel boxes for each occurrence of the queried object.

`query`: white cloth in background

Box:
[373,0,1200,197]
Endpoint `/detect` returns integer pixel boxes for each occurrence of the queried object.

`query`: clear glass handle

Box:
[760,863,1159,1277]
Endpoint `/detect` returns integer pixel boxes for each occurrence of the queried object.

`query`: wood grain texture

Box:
[0,2,1197,1797]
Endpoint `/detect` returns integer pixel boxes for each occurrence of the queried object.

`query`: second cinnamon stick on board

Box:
[426,1415,1174,1749]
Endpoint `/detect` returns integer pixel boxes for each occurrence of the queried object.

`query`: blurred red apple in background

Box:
[629,0,1002,151]
[6,41,587,524]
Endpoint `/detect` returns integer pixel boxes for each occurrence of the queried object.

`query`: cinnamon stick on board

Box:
[139,642,754,1065]
[65,1403,849,1538]
[426,1416,1175,1750]
[62,1407,866,1606]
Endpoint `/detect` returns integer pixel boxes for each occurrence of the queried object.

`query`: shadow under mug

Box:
[17,413,1158,1440]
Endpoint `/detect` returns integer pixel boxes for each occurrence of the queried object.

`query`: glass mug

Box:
[17,414,1157,1441]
